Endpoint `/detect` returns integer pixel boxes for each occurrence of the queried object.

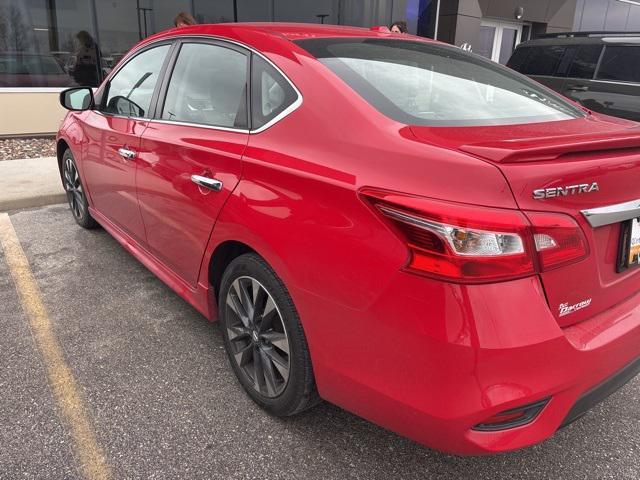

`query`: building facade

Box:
[1,0,638,136]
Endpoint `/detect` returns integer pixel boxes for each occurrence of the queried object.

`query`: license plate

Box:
[618,218,640,271]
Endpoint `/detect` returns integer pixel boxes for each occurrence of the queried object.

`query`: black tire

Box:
[61,149,98,229]
[219,253,320,416]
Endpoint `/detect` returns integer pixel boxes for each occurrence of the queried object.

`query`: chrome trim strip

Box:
[150,119,250,134]
[93,110,147,122]
[92,35,303,135]
[590,79,640,86]
[581,199,640,227]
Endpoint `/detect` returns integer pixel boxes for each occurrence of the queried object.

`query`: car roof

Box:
[222,22,400,39]
[142,22,436,47]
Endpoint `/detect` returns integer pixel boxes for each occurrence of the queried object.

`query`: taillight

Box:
[361,189,588,283]
[527,211,589,270]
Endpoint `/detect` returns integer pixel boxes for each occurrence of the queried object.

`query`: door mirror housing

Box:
[60,87,94,111]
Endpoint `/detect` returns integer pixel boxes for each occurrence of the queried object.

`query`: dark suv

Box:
[507,32,640,122]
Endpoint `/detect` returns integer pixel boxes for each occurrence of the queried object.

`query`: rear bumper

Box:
[296,272,640,455]
[561,354,640,428]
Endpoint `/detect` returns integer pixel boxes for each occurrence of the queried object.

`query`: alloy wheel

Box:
[63,157,86,220]
[225,276,291,397]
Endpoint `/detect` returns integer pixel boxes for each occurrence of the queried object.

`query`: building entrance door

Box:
[477,20,523,64]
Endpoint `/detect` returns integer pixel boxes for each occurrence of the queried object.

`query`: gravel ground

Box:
[0,137,56,161]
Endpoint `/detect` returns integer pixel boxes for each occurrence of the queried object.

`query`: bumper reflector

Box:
[473,398,550,432]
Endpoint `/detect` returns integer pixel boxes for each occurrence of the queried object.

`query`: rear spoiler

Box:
[459,129,640,163]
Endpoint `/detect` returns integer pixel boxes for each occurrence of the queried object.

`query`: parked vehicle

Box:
[57,23,640,455]
[0,52,75,87]
[507,31,640,122]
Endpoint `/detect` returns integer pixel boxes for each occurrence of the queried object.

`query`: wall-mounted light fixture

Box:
[515,6,524,20]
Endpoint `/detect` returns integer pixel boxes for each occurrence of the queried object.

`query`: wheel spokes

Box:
[227,281,250,328]
[225,276,291,398]
[261,331,289,355]
[234,343,253,368]
[238,278,255,322]
[259,349,279,396]
[258,298,277,333]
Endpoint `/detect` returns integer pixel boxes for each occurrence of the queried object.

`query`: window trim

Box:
[95,39,176,121]
[147,35,302,135]
[153,38,251,131]
[594,44,640,84]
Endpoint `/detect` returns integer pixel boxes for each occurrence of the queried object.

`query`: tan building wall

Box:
[0,91,66,137]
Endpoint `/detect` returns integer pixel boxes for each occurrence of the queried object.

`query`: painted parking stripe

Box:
[0,213,112,480]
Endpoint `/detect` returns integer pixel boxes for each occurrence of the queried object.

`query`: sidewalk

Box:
[0,157,66,211]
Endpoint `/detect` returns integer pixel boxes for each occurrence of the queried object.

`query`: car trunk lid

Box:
[410,115,640,327]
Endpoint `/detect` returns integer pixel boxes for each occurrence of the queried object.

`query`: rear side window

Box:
[597,46,640,83]
[567,45,602,79]
[506,47,529,71]
[250,55,298,130]
[162,43,248,128]
[520,46,566,76]
[295,38,583,127]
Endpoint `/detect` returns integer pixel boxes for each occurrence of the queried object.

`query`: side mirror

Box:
[60,87,94,111]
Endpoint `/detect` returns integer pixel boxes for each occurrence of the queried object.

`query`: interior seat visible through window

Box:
[161,42,248,129]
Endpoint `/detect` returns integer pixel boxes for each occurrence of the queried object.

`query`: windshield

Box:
[295,38,584,127]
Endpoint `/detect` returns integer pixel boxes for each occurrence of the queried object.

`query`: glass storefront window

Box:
[193,0,235,23]
[0,0,96,87]
[95,0,190,74]
[0,0,429,89]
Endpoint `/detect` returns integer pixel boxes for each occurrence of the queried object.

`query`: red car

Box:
[56,23,640,455]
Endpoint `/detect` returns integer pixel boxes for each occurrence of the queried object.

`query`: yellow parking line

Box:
[0,213,112,480]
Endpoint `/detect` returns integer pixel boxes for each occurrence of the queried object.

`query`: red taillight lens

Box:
[361,189,588,283]
[527,211,589,271]
[362,189,535,283]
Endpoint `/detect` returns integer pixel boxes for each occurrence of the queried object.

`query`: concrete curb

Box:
[0,157,67,212]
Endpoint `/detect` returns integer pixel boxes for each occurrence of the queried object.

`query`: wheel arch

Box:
[208,240,256,300]
[56,138,70,177]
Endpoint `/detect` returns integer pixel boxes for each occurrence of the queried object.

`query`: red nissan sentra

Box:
[56,23,640,455]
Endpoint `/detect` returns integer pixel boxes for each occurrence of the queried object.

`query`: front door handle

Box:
[566,84,589,92]
[118,147,137,160]
[191,174,223,192]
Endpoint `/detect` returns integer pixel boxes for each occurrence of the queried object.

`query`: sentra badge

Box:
[533,182,599,200]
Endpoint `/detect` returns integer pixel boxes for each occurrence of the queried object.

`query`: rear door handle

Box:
[566,84,589,92]
[118,147,137,160]
[191,174,223,192]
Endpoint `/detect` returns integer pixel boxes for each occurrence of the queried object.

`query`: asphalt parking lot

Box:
[1,204,639,480]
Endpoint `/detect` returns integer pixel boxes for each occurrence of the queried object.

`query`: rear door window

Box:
[520,46,566,76]
[162,43,249,129]
[567,45,603,79]
[596,46,640,83]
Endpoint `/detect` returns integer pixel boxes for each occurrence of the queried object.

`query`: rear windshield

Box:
[295,38,583,127]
